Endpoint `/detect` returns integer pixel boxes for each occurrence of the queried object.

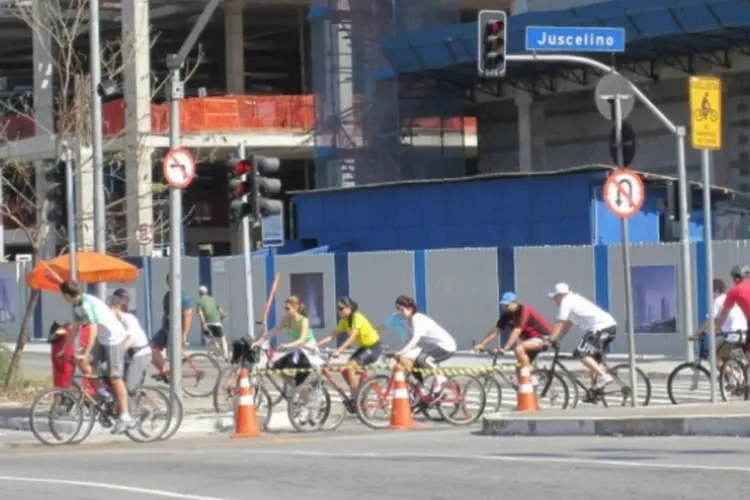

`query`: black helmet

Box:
[730,265,750,279]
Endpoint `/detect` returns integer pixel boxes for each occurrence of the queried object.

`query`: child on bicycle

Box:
[318,296,382,401]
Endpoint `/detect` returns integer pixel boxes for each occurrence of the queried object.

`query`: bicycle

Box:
[695,107,719,123]
[203,333,228,363]
[29,362,173,446]
[478,350,569,412]
[354,353,486,430]
[152,349,222,398]
[538,343,652,407]
[667,334,745,404]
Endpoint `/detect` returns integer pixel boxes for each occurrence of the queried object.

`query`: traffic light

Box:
[250,155,283,218]
[227,156,253,221]
[477,10,507,78]
[44,162,66,227]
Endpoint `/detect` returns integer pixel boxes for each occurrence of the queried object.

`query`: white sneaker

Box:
[112,414,135,434]
[592,373,614,391]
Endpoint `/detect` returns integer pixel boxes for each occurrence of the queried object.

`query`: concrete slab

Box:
[482,402,750,437]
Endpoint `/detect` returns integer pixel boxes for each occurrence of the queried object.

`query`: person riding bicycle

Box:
[252,295,322,388]
[689,278,747,371]
[392,295,457,395]
[715,265,750,361]
[196,285,229,361]
[58,280,134,433]
[475,291,552,377]
[545,283,617,397]
[151,274,194,382]
[318,296,381,401]
[110,289,153,397]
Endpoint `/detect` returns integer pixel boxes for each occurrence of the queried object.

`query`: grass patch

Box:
[0,343,52,404]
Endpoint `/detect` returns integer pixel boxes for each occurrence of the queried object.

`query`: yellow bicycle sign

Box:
[689,76,722,150]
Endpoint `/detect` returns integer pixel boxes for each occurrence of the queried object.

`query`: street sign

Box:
[162,147,196,189]
[261,207,285,248]
[525,26,626,53]
[689,75,723,151]
[134,223,154,245]
[609,120,636,166]
[595,74,635,120]
[604,169,645,219]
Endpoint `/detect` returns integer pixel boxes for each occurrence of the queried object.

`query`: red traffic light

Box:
[234,159,252,175]
[491,21,504,32]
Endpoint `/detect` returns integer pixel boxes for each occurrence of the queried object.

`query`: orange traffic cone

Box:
[232,368,262,438]
[388,366,415,430]
[516,363,539,412]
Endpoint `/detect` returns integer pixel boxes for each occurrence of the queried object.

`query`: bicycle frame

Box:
[545,346,626,398]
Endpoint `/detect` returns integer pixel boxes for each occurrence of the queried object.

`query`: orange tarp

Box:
[26,251,139,292]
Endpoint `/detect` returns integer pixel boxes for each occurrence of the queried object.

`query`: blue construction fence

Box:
[2,240,749,358]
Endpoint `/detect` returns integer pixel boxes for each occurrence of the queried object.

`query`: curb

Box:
[481,414,750,437]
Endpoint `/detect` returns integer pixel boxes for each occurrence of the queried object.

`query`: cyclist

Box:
[58,280,134,433]
[689,278,747,371]
[392,295,457,395]
[474,291,551,376]
[318,296,381,402]
[252,295,321,388]
[196,285,229,361]
[151,273,193,382]
[110,289,152,396]
[545,282,617,395]
[715,265,750,360]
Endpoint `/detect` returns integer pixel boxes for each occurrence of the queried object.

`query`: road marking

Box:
[240,450,750,473]
[0,476,232,499]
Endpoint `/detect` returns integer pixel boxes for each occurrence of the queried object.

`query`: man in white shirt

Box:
[689,278,748,371]
[546,283,617,392]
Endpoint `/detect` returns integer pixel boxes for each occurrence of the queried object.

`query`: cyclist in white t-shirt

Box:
[393,295,457,394]
[689,278,748,371]
[546,283,617,392]
[110,289,152,394]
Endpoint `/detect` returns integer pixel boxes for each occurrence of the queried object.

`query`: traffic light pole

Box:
[165,0,223,399]
[90,0,106,299]
[237,143,257,339]
[63,142,77,280]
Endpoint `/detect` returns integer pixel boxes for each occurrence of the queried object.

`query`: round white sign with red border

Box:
[604,169,645,219]
[162,147,196,189]
[134,223,154,245]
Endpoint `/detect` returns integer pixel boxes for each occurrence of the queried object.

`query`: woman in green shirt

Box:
[253,295,320,386]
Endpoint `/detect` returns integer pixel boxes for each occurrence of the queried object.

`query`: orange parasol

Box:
[26,251,140,292]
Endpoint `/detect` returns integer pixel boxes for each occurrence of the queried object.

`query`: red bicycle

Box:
[353,354,486,429]
[152,350,221,398]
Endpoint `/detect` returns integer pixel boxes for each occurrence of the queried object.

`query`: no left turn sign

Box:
[162,147,196,189]
[604,169,645,219]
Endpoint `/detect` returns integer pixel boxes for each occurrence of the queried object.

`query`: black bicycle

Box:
[536,344,652,408]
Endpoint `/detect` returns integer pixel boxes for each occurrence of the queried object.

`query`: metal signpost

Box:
[63,143,77,280]
[89,0,106,299]
[236,143,257,340]
[689,75,723,404]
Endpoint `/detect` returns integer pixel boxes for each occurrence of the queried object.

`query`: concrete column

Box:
[76,146,95,250]
[224,0,245,94]
[32,0,56,257]
[122,0,153,256]
[515,93,546,172]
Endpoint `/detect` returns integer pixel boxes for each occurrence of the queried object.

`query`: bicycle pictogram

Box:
[695,92,719,122]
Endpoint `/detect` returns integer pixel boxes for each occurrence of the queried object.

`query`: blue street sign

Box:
[525,26,626,53]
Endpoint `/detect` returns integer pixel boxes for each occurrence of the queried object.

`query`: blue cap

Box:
[499,291,517,306]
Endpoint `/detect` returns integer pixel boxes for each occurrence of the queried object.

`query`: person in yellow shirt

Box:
[318,296,381,400]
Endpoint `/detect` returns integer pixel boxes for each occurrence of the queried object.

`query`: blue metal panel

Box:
[334,252,350,347]
[414,250,427,312]
[695,241,709,356]
[265,252,278,347]
[198,256,212,346]
[498,247,516,345]
[594,187,662,244]
[33,286,42,339]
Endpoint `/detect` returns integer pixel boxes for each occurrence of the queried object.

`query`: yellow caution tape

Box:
[250,363,518,377]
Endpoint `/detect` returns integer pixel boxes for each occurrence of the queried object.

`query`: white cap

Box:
[548,282,570,297]
[199,285,208,294]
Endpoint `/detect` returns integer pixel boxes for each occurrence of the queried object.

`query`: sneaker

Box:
[111,414,136,434]
[592,373,614,391]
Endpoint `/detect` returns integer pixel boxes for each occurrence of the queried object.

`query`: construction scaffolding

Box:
[309,0,466,188]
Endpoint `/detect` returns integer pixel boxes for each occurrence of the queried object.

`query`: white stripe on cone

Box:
[239,377,250,388]
[237,395,253,406]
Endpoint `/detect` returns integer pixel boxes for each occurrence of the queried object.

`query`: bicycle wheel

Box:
[533,369,570,410]
[608,364,652,407]
[213,366,238,413]
[720,358,747,402]
[355,374,392,430]
[554,370,579,409]
[127,386,172,443]
[159,387,184,440]
[666,362,710,405]
[29,388,85,446]
[287,381,331,433]
[251,383,274,431]
[182,352,221,398]
[482,375,503,413]
[437,375,486,425]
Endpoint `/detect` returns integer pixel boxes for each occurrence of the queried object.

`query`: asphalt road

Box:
[0,429,748,499]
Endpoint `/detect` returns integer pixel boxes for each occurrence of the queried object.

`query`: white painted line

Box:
[240,450,750,473]
[0,476,232,500]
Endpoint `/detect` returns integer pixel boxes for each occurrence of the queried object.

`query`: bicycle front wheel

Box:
[667,362,710,405]
[213,366,238,413]
[437,375,486,425]
[534,369,570,410]
[159,386,184,440]
[29,388,85,446]
[608,364,652,407]
[482,375,504,413]
[719,358,747,402]
[287,381,330,433]
[127,385,172,443]
[182,352,221,398]
[355,374,392,430]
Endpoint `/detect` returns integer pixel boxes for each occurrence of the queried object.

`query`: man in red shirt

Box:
[475,291,552,373]
[715,265,750,358]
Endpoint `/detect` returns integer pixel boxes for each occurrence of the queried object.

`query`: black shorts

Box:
[272,350,312,386]
[204,325,224,338]
[573,326,616,359]
[349,342,382,367]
